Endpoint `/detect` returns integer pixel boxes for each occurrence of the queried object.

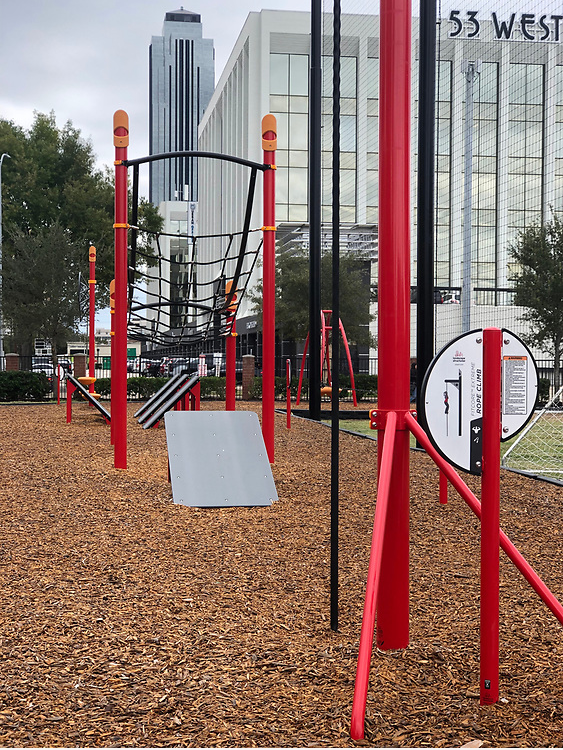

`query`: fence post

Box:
[242,354,255,400]
[5,353,19,371]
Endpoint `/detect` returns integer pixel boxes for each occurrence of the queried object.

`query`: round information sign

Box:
[421,328,538,475]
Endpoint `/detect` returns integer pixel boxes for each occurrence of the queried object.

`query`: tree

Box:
[510,212,563,388]
[0,112,161,354]
[250,244,375,346]
[4,225,85,359]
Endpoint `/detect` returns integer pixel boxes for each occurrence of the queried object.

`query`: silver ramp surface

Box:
[164,411,278,507]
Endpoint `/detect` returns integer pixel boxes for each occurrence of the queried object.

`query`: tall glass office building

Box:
[149,9,215,205]
[198,9,563,353]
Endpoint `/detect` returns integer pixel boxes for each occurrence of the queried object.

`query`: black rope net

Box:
[126,225,262,352]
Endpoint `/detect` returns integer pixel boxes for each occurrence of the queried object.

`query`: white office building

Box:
[195,8,563,358]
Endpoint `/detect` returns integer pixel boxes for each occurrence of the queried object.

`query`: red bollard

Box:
[439,470,448,504]
[286,359,291,429]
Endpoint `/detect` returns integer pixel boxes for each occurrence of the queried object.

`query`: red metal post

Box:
[191,381,201,411]
[88,245,96,393]
[113,111,129,469]
[109,279,115,446]
[439,470,448,504]
[321,311,328,384]
[481,327,502,705]
[286,358,291,429]
[339,319,358,407]
[375,0,412,652]
[296,333,309,406]
[66,380,76,424]
[350,411,397,740]
[225,280,237,411]
[262,114,277,462]
[405,411,563,627]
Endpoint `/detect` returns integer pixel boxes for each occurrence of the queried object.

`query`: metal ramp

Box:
[164,411,278,508]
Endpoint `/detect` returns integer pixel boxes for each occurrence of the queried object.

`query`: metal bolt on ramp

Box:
[164,411,278,508]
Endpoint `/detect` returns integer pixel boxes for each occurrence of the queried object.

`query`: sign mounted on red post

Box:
[421,328,538,474]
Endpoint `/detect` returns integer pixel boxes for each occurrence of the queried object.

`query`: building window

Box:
[507,63,544,235]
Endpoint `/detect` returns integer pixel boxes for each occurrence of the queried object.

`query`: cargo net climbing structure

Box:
[124,153,266,354]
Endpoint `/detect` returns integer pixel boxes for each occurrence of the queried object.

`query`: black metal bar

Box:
[221,168,258,313]
[330,0,341,633]
[129,164,140,313]
[309,0,322,421]
[124,150,270,171]
[416,0,437,427]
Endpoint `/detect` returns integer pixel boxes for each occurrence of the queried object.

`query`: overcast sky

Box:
[0,0,312,188]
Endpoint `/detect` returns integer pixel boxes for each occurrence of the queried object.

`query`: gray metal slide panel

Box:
[134,373,186,418]
[136,372,194,423]
[67,375,111,422]
[142,374,200,430]
[164,411,278,508]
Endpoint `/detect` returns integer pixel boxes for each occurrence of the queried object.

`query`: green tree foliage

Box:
[250,245,375,346]
[510,213,563,388]
[4,224,85,357]
[0,112,161,354]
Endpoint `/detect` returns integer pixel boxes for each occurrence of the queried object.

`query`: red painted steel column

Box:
[226,331,236,410]
[376,0,412,650]
[113,111,129,469]
[286,359,291,429]
[262,114,277,462]
[351,411,397,740]
[225,280,237,411]
[109,279,115,446]
[88,245,96,393]
[481,327,501,705]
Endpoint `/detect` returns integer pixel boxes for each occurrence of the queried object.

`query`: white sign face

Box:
[501,331,538,440]
[421,329,538,475]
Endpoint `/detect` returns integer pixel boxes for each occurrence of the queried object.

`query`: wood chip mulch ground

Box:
[1,400,563,748]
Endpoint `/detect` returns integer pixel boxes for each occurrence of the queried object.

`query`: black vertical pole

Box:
[416,0,437,420]
[309,0,322,421]
[330,0,341,632]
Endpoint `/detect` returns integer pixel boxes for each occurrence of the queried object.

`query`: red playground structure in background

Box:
[296,310,357,406]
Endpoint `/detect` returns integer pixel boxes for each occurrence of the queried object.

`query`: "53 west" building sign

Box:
[449,10,563,42]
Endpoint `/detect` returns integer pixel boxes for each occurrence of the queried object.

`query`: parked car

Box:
[169,358,199,376]
[443,292,461,304]
[56,358,73,375]
[142,360,162,377]
[31,364,55,391]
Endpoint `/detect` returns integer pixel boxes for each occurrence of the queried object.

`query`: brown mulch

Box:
[0,400,563,748]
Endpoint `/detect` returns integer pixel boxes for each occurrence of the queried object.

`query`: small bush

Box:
[248,376,262,400]
[0,371,52,401]
[538,377,551,405]
[343,373,377,400]
[199,376,225,399]
[127,377,168,400]
[95,378,111,397]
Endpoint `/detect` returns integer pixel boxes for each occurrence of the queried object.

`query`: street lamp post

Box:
[0,153,11,370]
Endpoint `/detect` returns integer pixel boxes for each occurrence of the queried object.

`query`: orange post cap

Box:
[262,114,277,151]
[113,110,129,147]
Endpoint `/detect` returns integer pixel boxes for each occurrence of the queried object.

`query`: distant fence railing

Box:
[1,354,561,404]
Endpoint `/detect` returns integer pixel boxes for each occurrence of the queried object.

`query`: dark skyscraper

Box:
[149,8,215,205]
